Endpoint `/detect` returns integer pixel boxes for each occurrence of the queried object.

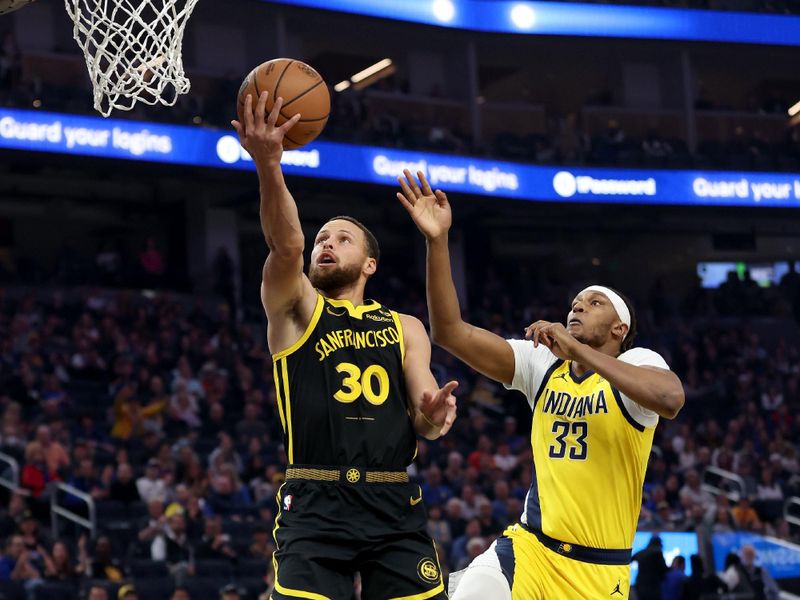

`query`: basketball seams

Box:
[281,79,325,110]
[272,60,295,106]
[280,112,329,123]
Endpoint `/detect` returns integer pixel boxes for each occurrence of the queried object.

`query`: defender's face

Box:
[309,219,374,291]
[566,291,624,346]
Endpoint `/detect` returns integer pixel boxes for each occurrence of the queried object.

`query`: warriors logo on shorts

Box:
[417,558,439,583]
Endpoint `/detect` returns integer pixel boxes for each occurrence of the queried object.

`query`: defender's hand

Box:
[419,380,458,436]
[231,91,301,167]
[396,169,452,241]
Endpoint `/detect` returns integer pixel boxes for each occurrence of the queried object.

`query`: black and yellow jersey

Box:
[271,293,416,469]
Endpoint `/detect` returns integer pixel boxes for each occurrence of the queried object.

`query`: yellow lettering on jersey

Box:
[326,331,342,351]
[314,326,402,361]
[354,331,366,348]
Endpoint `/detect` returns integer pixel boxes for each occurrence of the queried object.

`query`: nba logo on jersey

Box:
[284,494,293,511]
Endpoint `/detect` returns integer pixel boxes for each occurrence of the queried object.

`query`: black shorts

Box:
[270,478,447,600]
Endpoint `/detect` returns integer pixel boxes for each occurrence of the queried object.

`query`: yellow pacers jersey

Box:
[505,341,668,550]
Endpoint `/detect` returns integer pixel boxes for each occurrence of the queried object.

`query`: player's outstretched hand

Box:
[419,380,458,437]
[396,169,452,240]
[524,320,581,361]
[231,91,301,167]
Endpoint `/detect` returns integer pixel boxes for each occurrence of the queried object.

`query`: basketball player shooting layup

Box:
[232,94,457,599]
[397,170,685,600]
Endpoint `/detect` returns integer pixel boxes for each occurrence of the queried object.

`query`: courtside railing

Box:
[701,466,746,502]
[0,451,20,493]
[50,482,96,538]
[785,497,800,530]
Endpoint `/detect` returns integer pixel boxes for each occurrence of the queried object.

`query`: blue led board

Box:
[2,108,800,208]
[262,0,800,47]
[713,532,800,580]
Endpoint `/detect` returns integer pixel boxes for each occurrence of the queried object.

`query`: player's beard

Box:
[309,262,362,293]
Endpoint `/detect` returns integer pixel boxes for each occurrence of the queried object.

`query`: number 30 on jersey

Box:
[334,362,390,406]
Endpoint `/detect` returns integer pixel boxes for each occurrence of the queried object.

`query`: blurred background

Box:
[1,0,800,598]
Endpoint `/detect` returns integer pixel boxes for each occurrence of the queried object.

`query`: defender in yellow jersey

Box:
[397,170,685,600]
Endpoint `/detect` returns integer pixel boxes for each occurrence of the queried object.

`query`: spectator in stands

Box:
[196,515,236,560]
[456,536,487,571]
[207,465,252,516]
[421,465,453,507]
[137,458,168,504]
[493,443,517,472]
[450,518,481,569]
[42,541,78,581]
[236,402,268,440]
[34,425,70,476]
[171,356,204,399]
[84,536,125,581]
[756,467,784,502]
[249,524,273,559]
[444,498,467,541]
[734,544,780,600]
[68,458,108,503]
[112,383,169,440]
[426,503,452,550]
[169,382,203,430]
[679,469,713,510]
[632,534,668,600]
[200,402,227,438]
[208,433,243,475]
[156,507,194,584]
[0,492,28,539]
[732,496,763,531]
[661,555,686,600]
[87,585,109,600]
[0,534,26,581]
[21,442,60,501]
[109,462,141,504]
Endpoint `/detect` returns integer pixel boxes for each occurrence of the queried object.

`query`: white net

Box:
[65,0,200,117]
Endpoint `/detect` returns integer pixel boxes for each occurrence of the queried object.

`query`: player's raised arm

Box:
[397,170,516,386]
[232,92,317,349]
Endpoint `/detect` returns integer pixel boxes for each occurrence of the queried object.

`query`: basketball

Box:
[237,58,330,150]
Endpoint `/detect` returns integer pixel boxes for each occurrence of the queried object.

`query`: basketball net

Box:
[64,0,200,117]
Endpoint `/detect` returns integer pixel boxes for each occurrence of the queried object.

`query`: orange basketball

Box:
[237,58,330,150]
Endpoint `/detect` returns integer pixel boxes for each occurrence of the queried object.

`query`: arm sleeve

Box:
[503,339,558,410]
[617,347,671,428]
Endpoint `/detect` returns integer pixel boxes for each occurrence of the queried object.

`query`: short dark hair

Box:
[606,286,637,352]
[328,216,380,264]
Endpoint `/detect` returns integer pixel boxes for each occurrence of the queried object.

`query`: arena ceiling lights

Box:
[262,0,800,47]
[334,59,395,93]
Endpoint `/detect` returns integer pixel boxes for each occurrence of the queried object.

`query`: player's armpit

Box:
[432,321,515,386]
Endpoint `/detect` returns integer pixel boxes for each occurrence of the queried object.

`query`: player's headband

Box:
[579,285,631,339]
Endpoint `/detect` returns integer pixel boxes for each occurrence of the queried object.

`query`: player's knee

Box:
[450,565,512,600]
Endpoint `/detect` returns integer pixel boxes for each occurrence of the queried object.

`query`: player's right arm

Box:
[232,92,318,352]
[397,169,515,386]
